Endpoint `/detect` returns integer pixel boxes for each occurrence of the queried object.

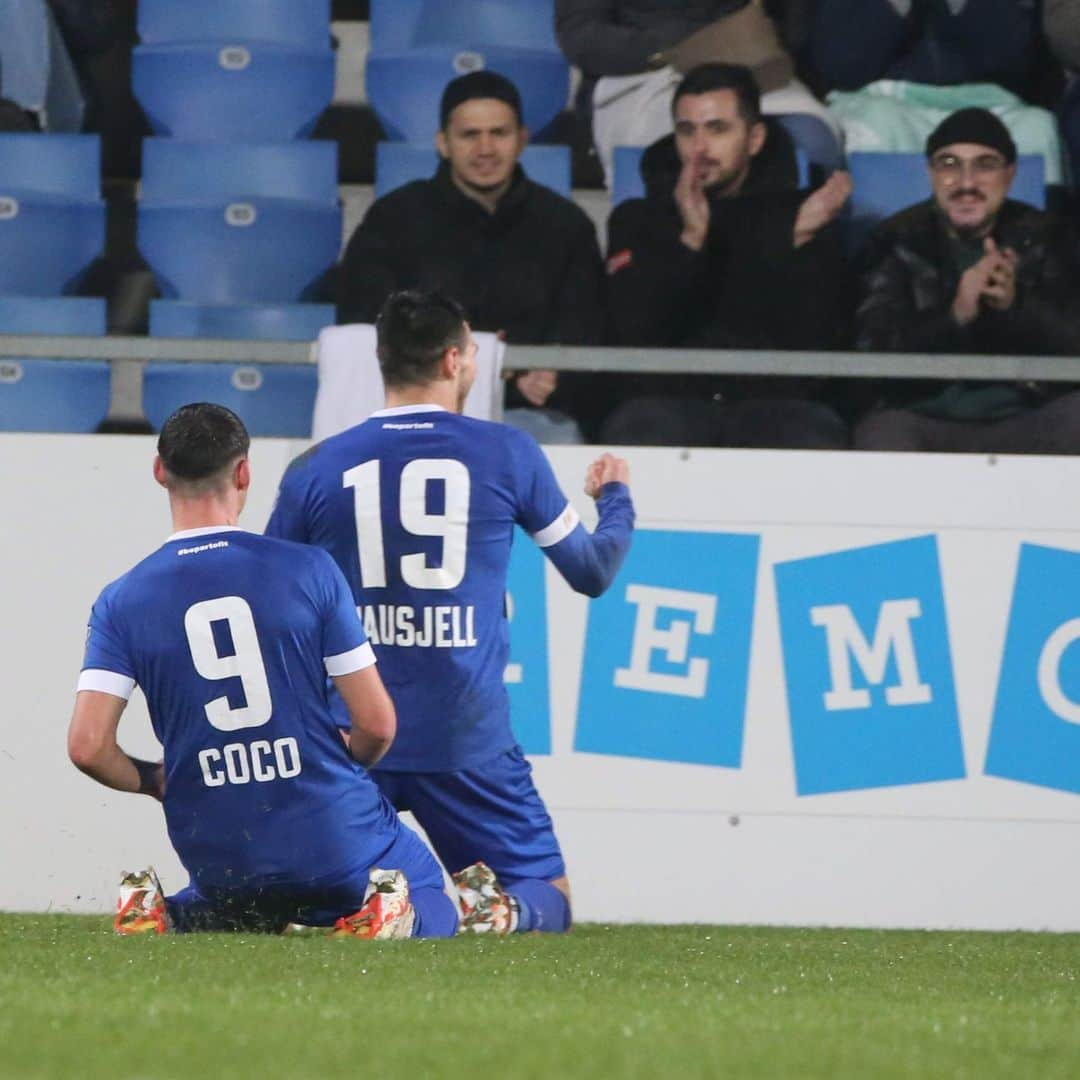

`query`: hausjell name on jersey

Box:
[358,603,478,648]
[177,541,230,557]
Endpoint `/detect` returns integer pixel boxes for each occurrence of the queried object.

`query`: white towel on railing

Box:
[311,323,505,442]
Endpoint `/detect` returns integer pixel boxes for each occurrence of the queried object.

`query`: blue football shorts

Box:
[370,745,566,887]
[166,816,447,933]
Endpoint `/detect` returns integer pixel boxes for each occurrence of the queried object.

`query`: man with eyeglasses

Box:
[853,107,1080,454]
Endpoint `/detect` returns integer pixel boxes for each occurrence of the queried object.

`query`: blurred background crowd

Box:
[3,0,1080,453]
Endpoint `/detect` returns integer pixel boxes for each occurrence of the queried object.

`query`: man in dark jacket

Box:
[854,107,1080,453]
[602,62,853,447]
[336,71,606,441]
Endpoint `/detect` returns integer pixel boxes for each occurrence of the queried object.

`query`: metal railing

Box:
[2,334,1080,383]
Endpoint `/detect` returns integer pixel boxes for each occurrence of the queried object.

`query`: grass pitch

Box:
[2,916,1079,1079]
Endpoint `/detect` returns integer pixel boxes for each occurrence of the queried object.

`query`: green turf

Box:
[2,916,1079,1079]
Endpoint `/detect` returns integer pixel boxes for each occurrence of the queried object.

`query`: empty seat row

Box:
[0,135,342,304]
[0,295,328,435]
[127,0,569,144]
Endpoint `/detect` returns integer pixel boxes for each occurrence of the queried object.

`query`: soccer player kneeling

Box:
[267,291,636,934]
[69,403,458,938]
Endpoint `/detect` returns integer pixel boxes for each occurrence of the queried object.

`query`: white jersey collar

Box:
[166,525,245,543]
[370,403,448,418]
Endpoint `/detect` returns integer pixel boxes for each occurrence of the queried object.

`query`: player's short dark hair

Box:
[157,403,250,484]
[672,63,762,126]
[376,290,468,390]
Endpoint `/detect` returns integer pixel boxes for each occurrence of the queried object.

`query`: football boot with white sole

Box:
[453,862,518,934]
[330,868,416,940]
[114,867,170,935]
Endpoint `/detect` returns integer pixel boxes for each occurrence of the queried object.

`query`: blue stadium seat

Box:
[138,200,341,304]
[375,141,571,198]
[369,0,426,51]
[0,358,111,431]
[137,0,330,47]
[611,144,810,205]
[150,301,334,341]
[142,362,317,438]
[366,46,569,142]
[0,294,105,334]
[846,151,1046,251]
[142,139,338,205]
[0,194,104,295]
[0,295,109,432]
[413,0,560,52]
[132,42,334,140]
[0,134,99,199]
[0,135,104,295]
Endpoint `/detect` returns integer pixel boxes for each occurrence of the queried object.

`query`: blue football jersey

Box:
[266,406,629,772]
[79,527,399,891]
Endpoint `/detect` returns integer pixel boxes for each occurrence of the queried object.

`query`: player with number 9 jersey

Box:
[81,530,397,888]
[70,403,457,937]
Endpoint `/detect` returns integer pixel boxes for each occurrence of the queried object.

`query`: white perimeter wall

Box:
[5,434,1080,931]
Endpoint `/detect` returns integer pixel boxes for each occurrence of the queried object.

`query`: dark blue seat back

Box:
[0,195,104,295]
[142,362,317,438]
[413,0,559,52]
[149,301,334,341]
[132,43,334,141]
[138,200,341,303]
[0,296,109,432]
[137,0,330,47]
[141,139,338,204]
[0,134,99,199]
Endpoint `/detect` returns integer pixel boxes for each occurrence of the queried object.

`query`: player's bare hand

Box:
[516,369,558,407]
[585,453,630,498]
[793,170,852,248]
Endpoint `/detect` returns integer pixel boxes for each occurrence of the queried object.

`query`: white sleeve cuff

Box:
[532,503,580,548]
[77,669,136,700]
[325,641,376,676]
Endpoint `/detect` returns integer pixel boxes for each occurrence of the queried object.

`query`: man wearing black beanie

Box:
[337,70,608,442]
[852,106,1080,454]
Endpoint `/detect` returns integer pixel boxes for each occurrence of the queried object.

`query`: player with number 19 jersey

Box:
[79,527,402,891]
[266,406,635,772]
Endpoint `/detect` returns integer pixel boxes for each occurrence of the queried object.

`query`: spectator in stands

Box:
[810,0,1066,186]
[49,0,147,179]
[554,0,844,186]
[336,71,606,442]
[854,107,1080,454]
[602,63,852,448]
[1044,0,1080,185]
